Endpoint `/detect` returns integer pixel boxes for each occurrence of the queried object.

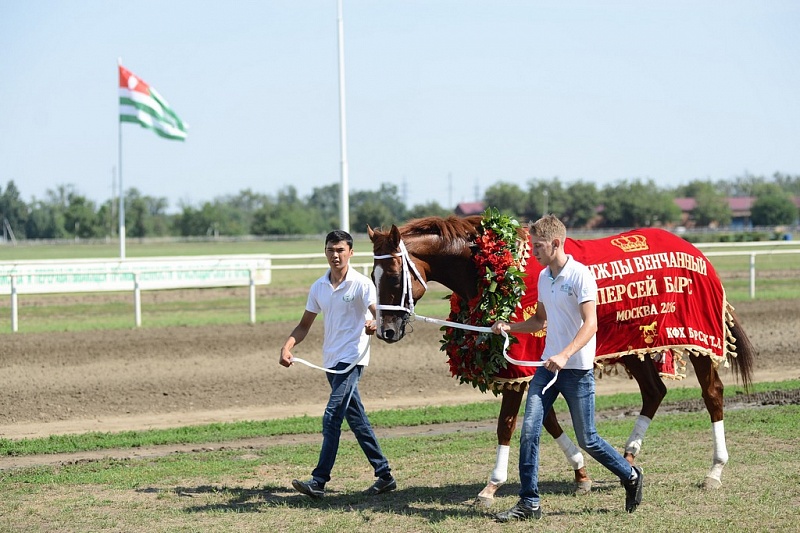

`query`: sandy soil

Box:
[1,297,798,443]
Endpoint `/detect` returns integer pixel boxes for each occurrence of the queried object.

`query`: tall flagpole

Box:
[117,58,127,259]
[336,0,350,232]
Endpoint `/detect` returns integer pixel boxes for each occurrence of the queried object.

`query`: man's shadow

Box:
[137,478,615,522]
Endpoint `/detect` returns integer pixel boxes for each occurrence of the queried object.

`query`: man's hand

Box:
[491,320,510,335]
[544,353,569,372]
[365,319,377,336]
[279,347,293,367]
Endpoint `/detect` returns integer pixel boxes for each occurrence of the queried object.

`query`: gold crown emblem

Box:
[610,234,649,253]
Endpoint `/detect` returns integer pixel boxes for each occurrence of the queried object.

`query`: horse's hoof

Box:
[703,476,722,490]
[574,480,592,495]
[476,482,501,508]
[475,494,494,508]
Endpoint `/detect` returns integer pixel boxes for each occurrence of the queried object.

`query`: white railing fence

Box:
[1,255,274,333]
[702,249,800,301]
[1,247,798,333]
[0,254,376,333]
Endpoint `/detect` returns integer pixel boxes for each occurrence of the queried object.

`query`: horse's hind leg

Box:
[546,408,593,495]
[691,353,728,489]
[622,353,668,464]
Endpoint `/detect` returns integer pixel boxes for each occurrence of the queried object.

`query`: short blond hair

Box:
[529,215,566,242]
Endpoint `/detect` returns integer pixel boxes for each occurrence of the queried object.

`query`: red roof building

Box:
[454,201,485,216]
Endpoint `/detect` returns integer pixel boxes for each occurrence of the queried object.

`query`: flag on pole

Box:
[119,65,188,141]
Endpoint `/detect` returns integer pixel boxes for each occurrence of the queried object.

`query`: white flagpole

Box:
[117,57,126,259]
[337,0,350,232]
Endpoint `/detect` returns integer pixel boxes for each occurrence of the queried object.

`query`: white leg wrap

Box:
[489,445,510,485]
[555,433,585,470]
[625,415,652,456]
[707,420,728,482]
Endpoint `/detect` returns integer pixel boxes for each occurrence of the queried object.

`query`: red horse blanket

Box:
[490,228,735,390]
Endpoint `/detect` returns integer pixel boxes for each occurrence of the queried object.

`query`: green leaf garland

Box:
[440,208,527,394]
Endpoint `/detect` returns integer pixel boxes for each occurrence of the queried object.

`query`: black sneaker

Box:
[292,478,325,499]
[624,466,644,513]
[364,475,397,495]
[495,499,542,522]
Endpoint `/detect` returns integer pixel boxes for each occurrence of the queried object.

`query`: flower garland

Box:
[440,208,527,394]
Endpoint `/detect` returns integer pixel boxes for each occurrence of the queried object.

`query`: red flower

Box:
[441,208,525,393]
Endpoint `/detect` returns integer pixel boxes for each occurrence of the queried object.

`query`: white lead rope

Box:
[414,313,558,394]
[291,314,558,393]
[291,340,371,374]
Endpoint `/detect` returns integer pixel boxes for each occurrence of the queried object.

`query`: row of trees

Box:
[0,181,450,240]
[2,173,798,241]
[484,173,800,228]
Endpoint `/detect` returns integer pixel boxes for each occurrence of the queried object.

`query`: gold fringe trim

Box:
[490,375,534,393]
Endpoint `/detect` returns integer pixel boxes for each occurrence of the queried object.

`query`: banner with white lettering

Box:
[571,228,725,362]
[492,228,729,387]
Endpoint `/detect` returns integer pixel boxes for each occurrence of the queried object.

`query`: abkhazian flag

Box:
[119,65,188,141]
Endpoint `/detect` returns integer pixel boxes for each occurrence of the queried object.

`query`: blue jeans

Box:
[311,362,391,483]
[518,367,632,506]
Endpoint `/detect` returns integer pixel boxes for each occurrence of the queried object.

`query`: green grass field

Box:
[1,399,797,532]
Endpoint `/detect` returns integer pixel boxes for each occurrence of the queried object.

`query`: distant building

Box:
[674,197,756,228]
[727,197,757,228]
[454,201,485,216]
[674,196,800,228]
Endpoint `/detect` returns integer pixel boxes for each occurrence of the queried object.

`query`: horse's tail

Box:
[727,308,756,392]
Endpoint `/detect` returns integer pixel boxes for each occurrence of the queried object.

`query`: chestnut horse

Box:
[368,215,755,505]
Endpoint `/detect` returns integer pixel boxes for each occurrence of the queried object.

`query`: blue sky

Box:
[2,1,799,214]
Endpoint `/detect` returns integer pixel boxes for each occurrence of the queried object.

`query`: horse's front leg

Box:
[477,388,524,507]
[476,385,592,508]
[690,353,728,489]
[621,353,667,465]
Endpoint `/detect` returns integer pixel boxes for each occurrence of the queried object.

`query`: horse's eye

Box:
[387,273,402,289]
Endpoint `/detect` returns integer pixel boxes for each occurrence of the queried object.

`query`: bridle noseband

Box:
[373,239,427,324]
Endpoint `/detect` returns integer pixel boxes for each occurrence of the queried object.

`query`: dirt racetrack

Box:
[0,298,798,446]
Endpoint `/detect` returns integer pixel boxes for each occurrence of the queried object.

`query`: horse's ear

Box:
[389,225,401,245]
[367,225,375,241]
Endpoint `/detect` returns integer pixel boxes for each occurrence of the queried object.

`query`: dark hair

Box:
[325,230,353,249]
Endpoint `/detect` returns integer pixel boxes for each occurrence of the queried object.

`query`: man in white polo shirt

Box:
[279,230,396,498]
[491,215,643,521]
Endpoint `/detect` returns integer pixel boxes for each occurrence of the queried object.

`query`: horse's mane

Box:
[400,215,482,243]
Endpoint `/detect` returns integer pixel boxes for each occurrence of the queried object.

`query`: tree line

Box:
[1,173,798,241]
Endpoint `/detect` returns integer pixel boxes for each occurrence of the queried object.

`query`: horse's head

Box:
[368,224,428,343]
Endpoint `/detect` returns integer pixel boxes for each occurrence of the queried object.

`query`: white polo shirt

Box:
[537,255,597,370]
[306,266,376,369]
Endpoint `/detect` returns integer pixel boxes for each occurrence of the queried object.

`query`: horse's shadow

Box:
[136,479,617,522]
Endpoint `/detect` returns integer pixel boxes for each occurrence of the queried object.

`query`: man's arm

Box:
[279,310,317,367]
[365,303,378,335]
[545,300,598,371]
[491,301,547,335]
